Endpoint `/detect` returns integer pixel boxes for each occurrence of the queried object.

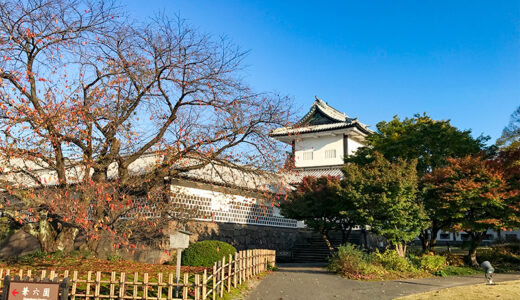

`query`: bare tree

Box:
[0,0,294,253]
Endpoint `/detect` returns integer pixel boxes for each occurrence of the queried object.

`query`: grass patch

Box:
[435,265,480,277]
[395,280,520,300]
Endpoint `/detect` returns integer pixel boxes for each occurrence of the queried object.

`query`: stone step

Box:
[291,256,329,262]
[293,246,332,251]
[290,233,364,263]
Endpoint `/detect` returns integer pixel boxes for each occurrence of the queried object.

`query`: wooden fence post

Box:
[255,250,258,275]
[109,272,115,299]
[194,274,200,300]
[252,250,255,276]
[157,273,163,300]
[168,273,174,300]
[272,249,275,268]
[260,250,263,272]
[227,254,232,292]
[233,252,238,288]
[238,252,242,285]
[244,251,247,280]
[220,257,225,298]
[249,250,252,279]
[182,273,188,300]
[212,262,217,300]
[263,250,265,271]
[132,272,138,299]
[202,269,207,300]
[143,273,149,299]
[251,250,254,276]
[94,271,101,300]
[86,271,92,298]
[71,271,78,300]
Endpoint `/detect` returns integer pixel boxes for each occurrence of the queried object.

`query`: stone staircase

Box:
[291,232,362,262]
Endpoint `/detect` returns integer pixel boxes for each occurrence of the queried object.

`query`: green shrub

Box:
[414,255,446,272]
[107,254,123,262]
[442,252,465,266]
[477,248,520,272]
[266,261,279,271]
[15,250,65,264]
[492,243,520,255]
[374,249,414,272]
[328,244,386,280]
[182,240,237,267]
[69,249,93,259]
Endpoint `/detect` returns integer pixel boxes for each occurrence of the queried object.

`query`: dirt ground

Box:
[246,263,520,300]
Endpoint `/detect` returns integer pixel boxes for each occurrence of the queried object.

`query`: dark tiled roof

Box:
[287,166,344,183]
[270,97,372,137]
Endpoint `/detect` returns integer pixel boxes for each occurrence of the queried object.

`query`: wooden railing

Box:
[0,249,275,300]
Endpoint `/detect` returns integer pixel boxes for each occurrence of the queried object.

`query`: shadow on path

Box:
[246,263,520,300]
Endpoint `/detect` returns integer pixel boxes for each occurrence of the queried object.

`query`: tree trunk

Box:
[419,230,430,253]
[26,217,79,253]
[429,226,441,253]
[321,230,334,253]
[362,228,368,249]
[340,223,353,244]
[394,242,407,258]
[468,231,485,267]
[469,247,478,267]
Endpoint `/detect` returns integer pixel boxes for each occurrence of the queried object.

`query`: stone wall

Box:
[0,230,41,259]
[177,220,312,252]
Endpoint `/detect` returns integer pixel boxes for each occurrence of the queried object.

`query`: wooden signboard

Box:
[7,282,60,300]
[1,276,68,300]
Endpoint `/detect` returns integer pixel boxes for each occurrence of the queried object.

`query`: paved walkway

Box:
[246,263,520,300]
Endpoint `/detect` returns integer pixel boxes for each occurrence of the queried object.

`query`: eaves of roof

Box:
[269,121,372,137]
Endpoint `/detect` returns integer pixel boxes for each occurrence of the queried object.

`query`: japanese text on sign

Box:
[7,282,59,300]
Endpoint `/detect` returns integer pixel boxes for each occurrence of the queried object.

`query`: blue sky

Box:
[125,0,520,143]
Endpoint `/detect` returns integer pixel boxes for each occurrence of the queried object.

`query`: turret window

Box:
[325,149,336,159]
[302,151,313,160]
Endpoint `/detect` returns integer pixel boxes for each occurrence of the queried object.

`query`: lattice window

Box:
[119,195,162,220]
[107,187,299,228]
[302,151,313,160]
[324,149,336,159]
[170,189,298,228]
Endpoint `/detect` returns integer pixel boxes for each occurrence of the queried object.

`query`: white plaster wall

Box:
[347,138,364,156]
[170,185,302,228]
[436,229,520,241]
[294,135,344,168]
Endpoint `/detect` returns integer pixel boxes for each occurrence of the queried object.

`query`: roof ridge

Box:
[313,96,349,121]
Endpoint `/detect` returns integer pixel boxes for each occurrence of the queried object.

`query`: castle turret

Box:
[270,97,372,178]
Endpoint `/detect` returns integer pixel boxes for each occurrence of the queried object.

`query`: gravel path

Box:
[246,263,520,300]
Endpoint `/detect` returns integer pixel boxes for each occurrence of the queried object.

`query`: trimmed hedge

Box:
[181,240,237,267]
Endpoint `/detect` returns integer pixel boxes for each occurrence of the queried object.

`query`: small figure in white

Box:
[33,288,40,296]
[43,288,50,297]
[22,287,29,296]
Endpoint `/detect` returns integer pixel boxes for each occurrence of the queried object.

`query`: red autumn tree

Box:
[0,0,294,254]
[423,155,518,266]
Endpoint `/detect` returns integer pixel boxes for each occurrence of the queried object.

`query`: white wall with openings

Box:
[294,135,344,168]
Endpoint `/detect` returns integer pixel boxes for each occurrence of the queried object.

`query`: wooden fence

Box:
[0,249,275,300]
